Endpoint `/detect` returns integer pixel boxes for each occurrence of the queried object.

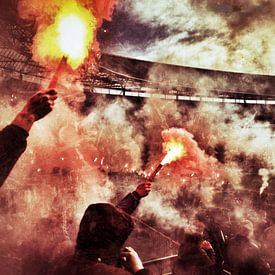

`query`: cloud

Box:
[108,0,275,74]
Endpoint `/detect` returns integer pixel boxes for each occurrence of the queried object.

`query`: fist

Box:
[200,240,213,250]
[135,181,152,198]
[22,89,58,121]
[120,246,144,273]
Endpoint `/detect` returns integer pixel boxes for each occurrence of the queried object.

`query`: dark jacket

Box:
[226,234,270,275]
[53,256,152,275]
[53,203,152,275]
[173,234,216,275]
[0,124,28,187]
[116,191,141,215]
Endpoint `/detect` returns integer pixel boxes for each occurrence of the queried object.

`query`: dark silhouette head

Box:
[76,203,134,265]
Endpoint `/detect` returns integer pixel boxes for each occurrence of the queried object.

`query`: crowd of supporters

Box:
[0,89,274,274]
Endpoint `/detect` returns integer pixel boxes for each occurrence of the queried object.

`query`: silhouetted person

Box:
[226,220,270,275]
[173,233,216,275]
[227,235,270,275]
[0,89,57,186]
[52,181,153,274]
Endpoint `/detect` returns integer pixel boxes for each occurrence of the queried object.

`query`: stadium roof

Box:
[0,4,275,104]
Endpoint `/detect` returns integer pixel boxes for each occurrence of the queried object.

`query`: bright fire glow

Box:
[161,140,187,165]
[35,0,96,69]
[58,15,87,59]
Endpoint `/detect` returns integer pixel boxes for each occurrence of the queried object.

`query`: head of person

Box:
[178,233,203,259]
[76,203,134,265]
[237,219,254,239]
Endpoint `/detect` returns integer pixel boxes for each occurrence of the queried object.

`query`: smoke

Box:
[79,97,144,172]
[18,0,117,68]
[0,90,145,274]
[160,128,217,177]
[1,79,274,273]
[132,93,274,241]
[138,192,196,231]
[190,103,275,165]
[0,0,273,273]
[110,0,275,74]
[259,168,269,195]
[18,0,117,27]
[192,0,275,31]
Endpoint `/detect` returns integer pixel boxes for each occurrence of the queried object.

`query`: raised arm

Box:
[116,181,151,215]
[0,89,57,187]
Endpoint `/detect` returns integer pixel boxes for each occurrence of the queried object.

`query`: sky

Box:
[99,0,275,75]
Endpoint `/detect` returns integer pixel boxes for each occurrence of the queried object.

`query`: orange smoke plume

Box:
[90,0,118,24]
[161,128,217,178]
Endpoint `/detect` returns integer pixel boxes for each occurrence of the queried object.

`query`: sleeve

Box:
[0,124,28,187]
[116,191,141,215]
[196,249,216,266]
[205,248,216,265]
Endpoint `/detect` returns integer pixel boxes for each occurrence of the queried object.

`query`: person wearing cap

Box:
[0,89,58,187]
[52,182,153,275]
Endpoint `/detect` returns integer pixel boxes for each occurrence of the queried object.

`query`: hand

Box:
[21,89,58,121]
[135,181,152,198]
[200,240,213,250]
[12,89,58,132]
[120,246,144,273]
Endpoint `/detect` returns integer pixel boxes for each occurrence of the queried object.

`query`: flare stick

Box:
[148,163,163,182]
[48,56,68,89]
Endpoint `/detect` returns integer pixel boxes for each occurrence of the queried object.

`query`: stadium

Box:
[0,1,275,274]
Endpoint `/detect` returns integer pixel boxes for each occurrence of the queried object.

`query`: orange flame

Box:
[35,0,96,69]
[161,140,187,165]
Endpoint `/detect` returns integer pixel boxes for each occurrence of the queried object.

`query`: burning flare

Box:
[161,140,187,165]
[148,139,187,181]
[35,0,96,69]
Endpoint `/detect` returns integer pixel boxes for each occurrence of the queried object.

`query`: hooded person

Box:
[173,233,216,275]
[226,234,270,275]
[226,220,270,275]
[52,203,152,275]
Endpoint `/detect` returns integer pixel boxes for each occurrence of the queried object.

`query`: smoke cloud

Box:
[18,0,117,68]
[109,0,275,74]
[1,0,275,272]
[1,79,274,273]
[0,90,145,274]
